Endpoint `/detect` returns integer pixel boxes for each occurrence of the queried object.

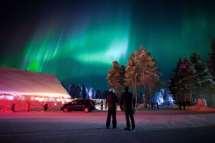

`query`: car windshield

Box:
[72,100,79,104]
[72,100,83,104]
[71,99,94,105]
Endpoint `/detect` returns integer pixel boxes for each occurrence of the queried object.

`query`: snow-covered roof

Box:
[0,68,71,100]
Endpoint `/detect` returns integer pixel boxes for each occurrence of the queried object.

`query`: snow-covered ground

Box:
[0,111,215,143]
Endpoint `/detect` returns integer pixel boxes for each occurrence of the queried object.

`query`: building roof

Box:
[0,68,71,101]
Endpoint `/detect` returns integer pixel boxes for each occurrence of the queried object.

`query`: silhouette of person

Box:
[101,100,104,111]
[27,102,31,112]
[11,103,15,112]
[43,103,48,111]
[106,88,118,129]
[178,95,186,110]
[120,87,135,131]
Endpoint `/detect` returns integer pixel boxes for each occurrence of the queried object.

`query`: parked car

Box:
[61,99,95,112]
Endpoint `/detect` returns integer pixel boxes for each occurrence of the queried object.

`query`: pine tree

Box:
[190,53,213,98]
[169,58,183,100]
[107,61,125,95]
[169,58,194,108]
[208,40,215,79]
[125,48,159,105]
[191,53,213,86]
[170,54,214,108]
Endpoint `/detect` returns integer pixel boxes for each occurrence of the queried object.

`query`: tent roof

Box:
[0,68,70,99]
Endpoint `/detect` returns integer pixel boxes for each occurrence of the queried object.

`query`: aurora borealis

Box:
[1,0,215,89]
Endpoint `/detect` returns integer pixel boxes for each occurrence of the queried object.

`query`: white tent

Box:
[0,68,71,111]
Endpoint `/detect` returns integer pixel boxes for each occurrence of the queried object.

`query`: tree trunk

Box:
[132,79,138,109]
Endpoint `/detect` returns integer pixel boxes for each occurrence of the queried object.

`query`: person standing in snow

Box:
[105,88,118,129]
[120,87,135,131]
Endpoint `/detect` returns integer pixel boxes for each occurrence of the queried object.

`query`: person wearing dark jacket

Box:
[120,87,135,131]
[106,88,118,129]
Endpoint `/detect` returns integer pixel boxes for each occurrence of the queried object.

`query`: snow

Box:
[0,111,215,143]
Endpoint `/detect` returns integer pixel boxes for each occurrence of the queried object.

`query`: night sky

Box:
[1,0,215,89]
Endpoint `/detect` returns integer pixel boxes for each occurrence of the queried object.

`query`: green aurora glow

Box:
[1,0,215,89]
